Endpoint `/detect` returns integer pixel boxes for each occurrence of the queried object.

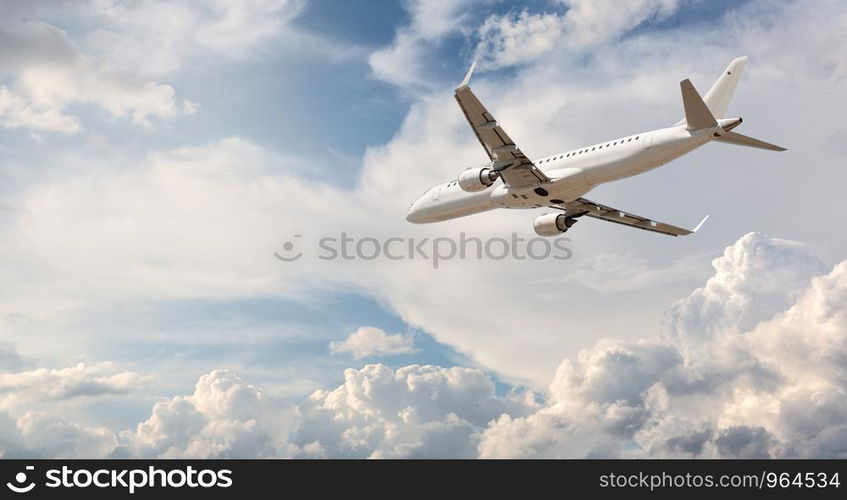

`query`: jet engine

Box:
[533,213,578,236]
[457,167,498,192]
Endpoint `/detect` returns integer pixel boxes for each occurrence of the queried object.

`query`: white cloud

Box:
[3,231,846,459]
[474,0,681,69]
[0,20,194,134]
[0,348,142,458]
[664,232,827,348]
[14,411,118,458]
[369,0,486,89]
[81,0,307,76]
[2,0,846,414]
[127,369,293,458]
[0,362,147,411]
[0,0,307,134]
[330,326,416,359]
[291,363,536,458]
[0,85,81,134]
[478,234,847,458]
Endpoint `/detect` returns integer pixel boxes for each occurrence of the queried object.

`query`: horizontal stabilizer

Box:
[715,131,787,151]
[681,79,718,130]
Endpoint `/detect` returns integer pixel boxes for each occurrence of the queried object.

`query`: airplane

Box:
[406,56,785,237]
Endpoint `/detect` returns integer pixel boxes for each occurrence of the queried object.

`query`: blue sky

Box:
[0,0,846,458]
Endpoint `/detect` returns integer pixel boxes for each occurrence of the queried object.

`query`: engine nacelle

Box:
[457,167,497,192]
[533,213,578,236]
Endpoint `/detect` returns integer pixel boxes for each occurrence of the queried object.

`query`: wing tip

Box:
[692,214,710,233]
[458,60,477,89]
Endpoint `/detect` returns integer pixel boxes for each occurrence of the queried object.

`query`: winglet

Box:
[691,214,710,233]
[458,60,476,89]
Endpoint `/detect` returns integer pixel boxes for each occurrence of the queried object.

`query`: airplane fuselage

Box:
[406,124,714,223]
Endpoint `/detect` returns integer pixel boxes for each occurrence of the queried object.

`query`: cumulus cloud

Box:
[4,232,846,459]
[0,348,143,458]
[0,410,118,458]
[12,411,118,458]
[0,364,293,458]
[291,363,536,458]
[664,233,827,347]
[127,369,293,458]
[330,326,416,359]
[478,233,847,458]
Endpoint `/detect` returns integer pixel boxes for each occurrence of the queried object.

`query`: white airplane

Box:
[406,57,785,237]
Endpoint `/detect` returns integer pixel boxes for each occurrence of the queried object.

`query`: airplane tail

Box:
[714,131,786,151]
[703,56,747,118]
[676,56,786,151]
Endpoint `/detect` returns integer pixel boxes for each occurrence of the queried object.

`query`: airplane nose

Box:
[406,199,425,223]
[406,205,421,223]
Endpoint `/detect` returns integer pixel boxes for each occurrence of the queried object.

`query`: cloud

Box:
[0,19,194,134]
[127,369,293,458]
[291,363,536,458]
[478,233,847,458]
[369,0,486,89]
[3,231,846,459]
[80,0,307,76]
[0,348,142,458]
[0,362,148,411]
[0,0,306,134]
[475,0,681,69]
[535,251,711,293]
[664,232,827,347]
[11,411,118,458]
[330,326,416,359]
[3,0,847,403]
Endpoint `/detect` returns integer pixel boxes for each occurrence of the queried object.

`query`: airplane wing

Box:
[455,62,550,188]
[555,197,709,237]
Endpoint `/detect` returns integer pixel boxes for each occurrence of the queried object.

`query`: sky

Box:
[0,0,846,458]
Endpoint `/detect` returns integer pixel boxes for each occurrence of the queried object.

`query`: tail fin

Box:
[715,131,787,151]
[675,56,747,126]
[675,56,787,151]
[703,56,747,118]
[680,79,717,130]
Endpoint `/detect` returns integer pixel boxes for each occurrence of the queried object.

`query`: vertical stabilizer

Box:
[703,56,747,118]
